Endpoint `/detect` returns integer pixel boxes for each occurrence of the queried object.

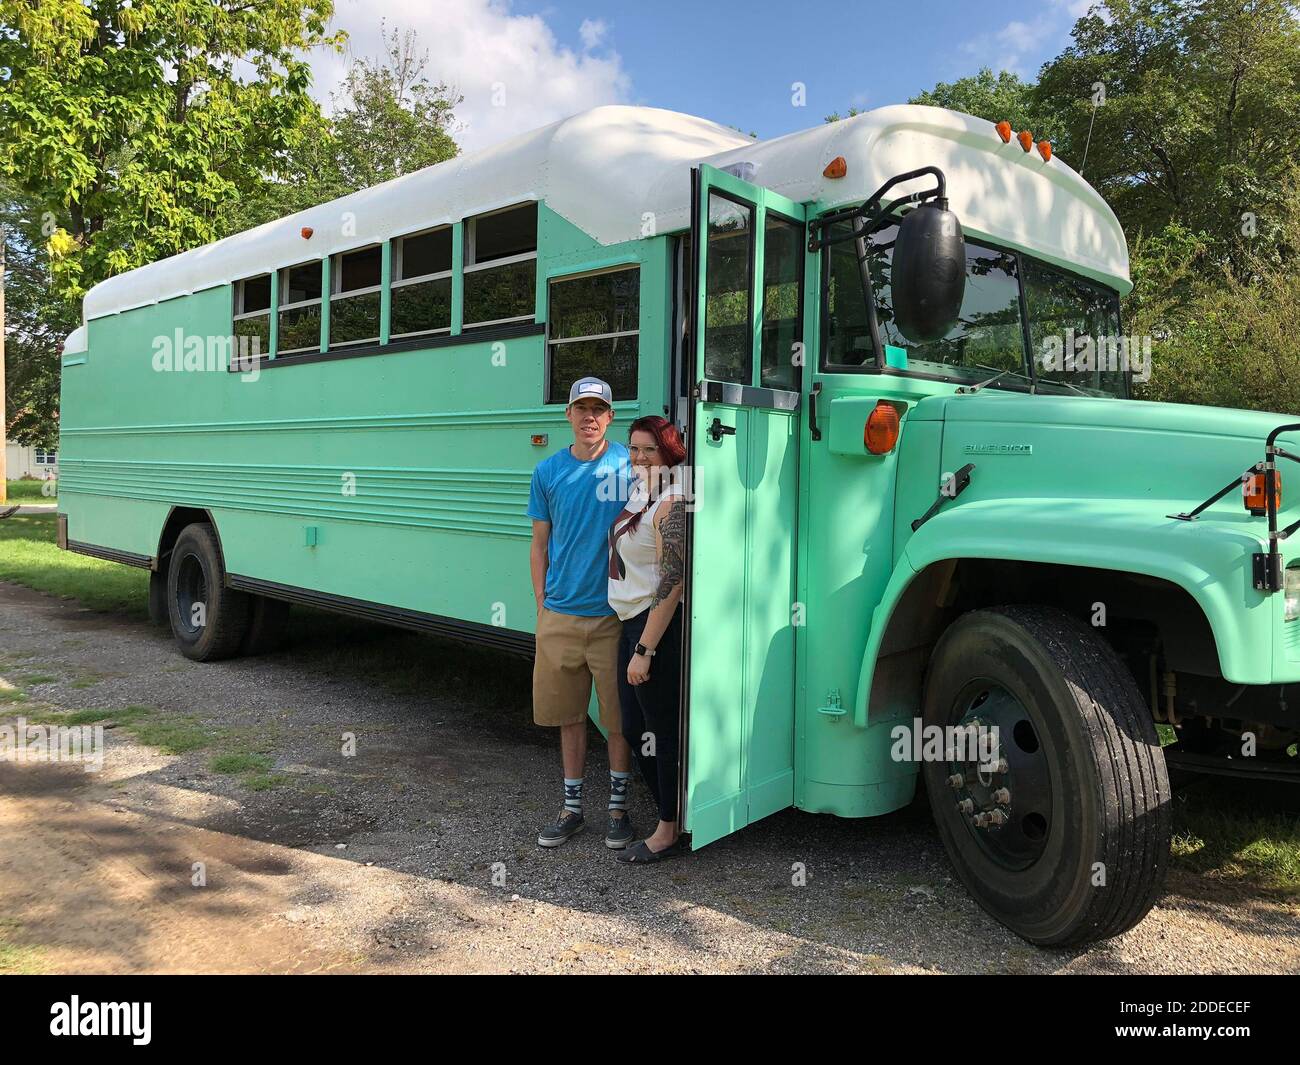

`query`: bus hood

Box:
[914,392,1300,527]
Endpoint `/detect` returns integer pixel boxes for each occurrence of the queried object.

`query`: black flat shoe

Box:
[615,839,682,864]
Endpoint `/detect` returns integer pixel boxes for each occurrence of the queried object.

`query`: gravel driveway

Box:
[0,579,1296,974]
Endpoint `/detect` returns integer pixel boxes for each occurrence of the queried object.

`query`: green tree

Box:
[0,0,343,300]
[910,68,1062,145]
[227,22,462,233]
[2,181,75,447]
[1034,0,1300,268]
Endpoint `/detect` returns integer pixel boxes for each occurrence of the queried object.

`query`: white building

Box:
[4,438,57,480]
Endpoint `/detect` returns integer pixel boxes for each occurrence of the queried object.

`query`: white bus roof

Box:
[82,104,1130,321]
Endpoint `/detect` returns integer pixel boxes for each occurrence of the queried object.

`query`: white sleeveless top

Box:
[607,478,684,621]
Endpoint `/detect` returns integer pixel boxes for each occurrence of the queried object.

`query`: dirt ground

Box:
[1,579,1297,974]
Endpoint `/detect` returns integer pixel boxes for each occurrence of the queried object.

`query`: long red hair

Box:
[625,415,685,533]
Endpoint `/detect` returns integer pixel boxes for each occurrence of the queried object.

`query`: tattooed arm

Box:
[628,497,685,677]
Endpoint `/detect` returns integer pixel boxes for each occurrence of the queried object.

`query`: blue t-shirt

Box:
[528,441,631,616]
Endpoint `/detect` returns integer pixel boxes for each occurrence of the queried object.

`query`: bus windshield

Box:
[821,218,1127,397]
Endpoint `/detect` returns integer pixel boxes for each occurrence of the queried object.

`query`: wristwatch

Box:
[634,642,656,657]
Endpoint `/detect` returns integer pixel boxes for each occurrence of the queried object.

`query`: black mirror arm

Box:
[808,167,951,370]
[808,166,949,252]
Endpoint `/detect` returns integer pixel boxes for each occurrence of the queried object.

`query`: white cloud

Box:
[956,0,1095,78]
[312,0,632,153]
[579,18,608,51]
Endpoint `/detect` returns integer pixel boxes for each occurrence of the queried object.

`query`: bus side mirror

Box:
[890,201,965,343]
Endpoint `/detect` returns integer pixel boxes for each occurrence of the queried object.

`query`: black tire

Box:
[240,595,290,656]
[921,605,1171,946]
[166,523,250,661]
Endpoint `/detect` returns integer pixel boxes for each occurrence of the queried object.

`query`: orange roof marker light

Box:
[823,156,848,179]
[995,120,1012,143]
[1017,130,1034,152]
[1037,140,1053,162]
[300,226,314,239]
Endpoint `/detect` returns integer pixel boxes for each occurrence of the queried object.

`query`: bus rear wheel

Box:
[921,605,1171,946]
[167,522,250,661]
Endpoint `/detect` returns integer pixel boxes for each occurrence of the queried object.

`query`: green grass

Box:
[0,513,146,615]
[209,752,274,775]
[242,771,291,791]
[12,704,209,755]
[0,919,45,975]
[1171,778,1300,895]
[5,479,56,503]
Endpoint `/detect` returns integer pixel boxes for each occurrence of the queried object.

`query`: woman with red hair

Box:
[607,415,688,862]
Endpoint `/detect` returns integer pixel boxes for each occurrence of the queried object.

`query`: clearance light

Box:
[1037,140,1053,162]
[995,120,1012,143]
[1244,469,1282,516]
[823,156,848,179]
[865,401,900,454]
[300,226,314,239]
[1017,130,1034,152]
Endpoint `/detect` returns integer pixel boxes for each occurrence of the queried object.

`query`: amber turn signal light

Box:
[865,401,901,454]
[1017,130,1034,152]
[823,156,847,179]
[1244,470,1282,515]
[995,120,1012,143]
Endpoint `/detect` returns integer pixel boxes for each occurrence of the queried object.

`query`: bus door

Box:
[681,164,806,847]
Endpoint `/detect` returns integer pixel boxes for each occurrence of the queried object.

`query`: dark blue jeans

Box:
[617,605,683,823]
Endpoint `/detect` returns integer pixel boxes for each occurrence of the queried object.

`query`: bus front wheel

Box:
[166,522,251,661]
[921,605,1171,946]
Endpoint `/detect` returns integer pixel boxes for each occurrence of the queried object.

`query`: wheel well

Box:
[155,506,224,575]
[870,558,1226,725]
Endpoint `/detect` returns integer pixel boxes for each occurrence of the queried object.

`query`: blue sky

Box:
[317,0,1093,150]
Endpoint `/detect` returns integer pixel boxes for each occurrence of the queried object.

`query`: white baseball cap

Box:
[567,376,614,407]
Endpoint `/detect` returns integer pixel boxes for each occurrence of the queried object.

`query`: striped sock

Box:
[609,770,631,813]
[563,777,583,817]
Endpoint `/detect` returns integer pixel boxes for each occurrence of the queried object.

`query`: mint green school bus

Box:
[59,104,1300,946]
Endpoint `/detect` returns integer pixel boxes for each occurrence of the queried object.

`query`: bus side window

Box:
[464,202,537,329]
[392,227,453,339]
[546,266,640,403]
[233,274,272,358]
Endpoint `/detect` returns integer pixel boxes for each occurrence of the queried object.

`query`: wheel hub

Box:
[945,685,1052,869]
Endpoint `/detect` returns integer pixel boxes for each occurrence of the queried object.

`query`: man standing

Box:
[528,377,635,848]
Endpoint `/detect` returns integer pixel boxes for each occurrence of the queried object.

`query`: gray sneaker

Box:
[538,810,585,848]
[605,811,634,849]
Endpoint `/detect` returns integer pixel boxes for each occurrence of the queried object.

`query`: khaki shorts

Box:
[532,607,622,730]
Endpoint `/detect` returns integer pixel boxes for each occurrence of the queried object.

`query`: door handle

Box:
[707,417,736,442]
[809,382,823,441]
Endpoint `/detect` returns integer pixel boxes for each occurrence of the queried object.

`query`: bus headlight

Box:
[1286,565,1300,621]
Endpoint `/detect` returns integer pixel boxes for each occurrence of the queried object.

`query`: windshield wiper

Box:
[957,364,1036,394]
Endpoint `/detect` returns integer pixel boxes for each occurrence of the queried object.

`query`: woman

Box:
[607,415,687,863]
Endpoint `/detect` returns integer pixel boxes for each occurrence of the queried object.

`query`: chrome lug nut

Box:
[992,787,1011,805]
[957,798,974,815]
[946,773,965,789]
[988,809,1008,826]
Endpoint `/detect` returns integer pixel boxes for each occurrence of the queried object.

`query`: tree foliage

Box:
[226,22,462,234]
[0,0,343,299]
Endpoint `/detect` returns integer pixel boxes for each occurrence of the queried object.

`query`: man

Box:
[528,376,635,848]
